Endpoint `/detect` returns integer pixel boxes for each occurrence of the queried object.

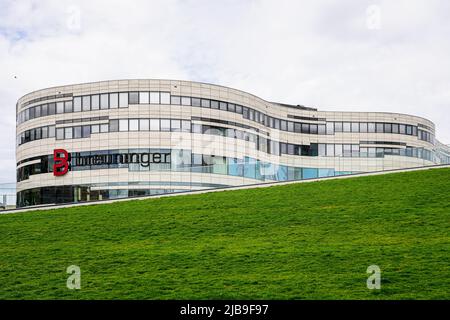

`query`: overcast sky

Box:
[1,0,449,183]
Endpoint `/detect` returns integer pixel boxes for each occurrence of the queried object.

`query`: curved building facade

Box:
[16,79,450,207]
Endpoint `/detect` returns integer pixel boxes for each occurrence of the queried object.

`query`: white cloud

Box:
[0,0,449,183]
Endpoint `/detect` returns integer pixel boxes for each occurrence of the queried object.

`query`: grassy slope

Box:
[0,168,449,300]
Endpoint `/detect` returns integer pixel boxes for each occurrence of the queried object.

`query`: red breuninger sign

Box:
[53,149,70,176]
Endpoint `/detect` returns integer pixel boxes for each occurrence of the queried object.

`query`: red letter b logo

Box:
[53,149,70,176]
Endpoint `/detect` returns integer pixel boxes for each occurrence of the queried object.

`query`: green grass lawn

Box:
[1,168,449,299]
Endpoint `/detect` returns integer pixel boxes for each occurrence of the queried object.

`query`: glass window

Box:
[294,123,301,133]
[150,119,160,131]
[192,123,202,133]
[41,104,48,116]
[56,128,64,140]
[318,144,326,156]
[160,92,170,104]
[334,122,343,132]
[385,123,392,133]
[161,119,170,131]
[376,123,384,133]
[119,92,128,108]
[171,95,181,105]
[82,96,91,111]
[281,120,287,131]
[406,125,412,135]
[82,125,90,138]
[48,103,56,115]
[73,97,82,112]
[42,126,48,138]
[65,127,73,139]
[287,121,294,132]
[119,119,128,131]
[91,124,100,133]
[181,120,190,132]
[399,124,406,134]
[235,105,243,114]
[351,122,359,132]
[326,122,334,134]
[56,102,64,114]
[301,123,310,134]
[191,98,201,107]
[201,99,210,108]
[368,122,376,133]
[64,101,73,113]
[139,119,149,131]
[29,107,36,120]
[91,95,100,110]
[318,124,326,135]
[228,103,236,112]
[35,106,42,118]
[326,144,335,156]
[139,92,149,104]
[360,122,368,133]
[310,124,318,134]
[129,92,139,104]
[129,119,139,131]
[335,144,343,157]
[181,96,191,106]
[210,100,219,109]
[100,124,108,133]
[219,102,227,111]
[412,126,417,136]
[48,125,55,138]
[351,144,360,157]
[150,92,160,104]
[109,93,118,108]
[109,119,119,132]
[392,123,399,134]
[100,94,109,109]
[74,126,82,139]
[343,122,351,132]
[171,119,181,132]
[343,144,352,157]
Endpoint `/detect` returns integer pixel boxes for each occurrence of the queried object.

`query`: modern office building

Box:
[16,79,450,207]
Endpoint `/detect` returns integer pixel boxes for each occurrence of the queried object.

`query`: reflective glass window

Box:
[82,125,91,138]
[150,92,160,104]
[171,95,181,105]
[181,96,191,106]
[139,92,149,104]
[109,93,118,108]
[91,95,100,110]
[210,100,219,109]
[351,122,359,132]
[129,92,139,104]
[73,97,82,112]
[360,122,368,133]
[129,119,139,131]
[56,128,64,140]
[150,119,160,131]
[82,96,91,111]
[65,127,73,139]
[161,119,170,131]
[201,99,210,108]
[191,98,200,107]
[139,119,149,131]
[74,126,82,139]
[100,94,109,109]
[343,122,351,132]
[160,92,170,104]
[56,102,64,114]
[119,92,128,108]
[109,119,119,132]
[64,101,73,113]
[119,119,128,131]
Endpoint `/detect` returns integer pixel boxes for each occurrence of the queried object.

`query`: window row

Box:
[16,119,436,162]
[17,93,432,144]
